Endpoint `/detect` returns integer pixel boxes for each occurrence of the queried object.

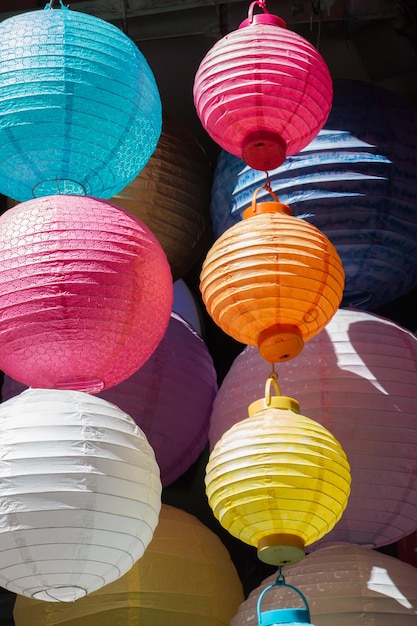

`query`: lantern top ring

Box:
[243,185,292,219]
[45,0,67,9]
[248,377,300,416]
[241,0,286,28]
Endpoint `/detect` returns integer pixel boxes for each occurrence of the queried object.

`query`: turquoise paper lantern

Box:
[0,3,162,202]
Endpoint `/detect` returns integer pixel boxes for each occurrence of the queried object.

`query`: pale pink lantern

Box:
[0,195,173,393]
[231,544,417,626]
[2,313,218,487]
[209,308,417,550]
[193,0,333,171]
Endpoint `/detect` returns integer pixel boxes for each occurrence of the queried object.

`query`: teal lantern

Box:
[0,2,162,202]
[257,568,313,626]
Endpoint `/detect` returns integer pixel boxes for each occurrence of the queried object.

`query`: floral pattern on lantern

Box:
[205,378,351,566]
[209,80,417,310]
[193,1,332,171]
[0,388,162,602]
[209,307,417,550]
[0,194,173,392]
[231,544,417,625]
[200,188,344,363]
[0,5,161,201]
[3,313,217,487]
[111,115,213,281]
[13,504,244,625]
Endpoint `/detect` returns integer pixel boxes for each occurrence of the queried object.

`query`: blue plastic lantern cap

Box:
[0,5,162,201]
[210,80,417,310]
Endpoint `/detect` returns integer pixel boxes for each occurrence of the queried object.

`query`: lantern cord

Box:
[269,362,278,381]
[275,566,285,585]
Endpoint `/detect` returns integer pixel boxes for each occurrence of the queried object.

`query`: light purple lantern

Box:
[208,308,417,550]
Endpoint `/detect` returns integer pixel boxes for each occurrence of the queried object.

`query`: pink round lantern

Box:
[0,195,173,392]
[193,0,333,171]
[231,544,417,626]
[209,308,417,549]
[2,313,218,487]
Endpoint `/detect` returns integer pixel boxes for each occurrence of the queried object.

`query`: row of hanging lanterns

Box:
[0,0,173,604]
[193,0,354,580]
[0,0,414,620]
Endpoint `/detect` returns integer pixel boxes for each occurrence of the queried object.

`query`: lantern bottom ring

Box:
[258,324,304,363]
[257,533,305,566]
[55,376,105,394]
[242,129,286,171]
[32,179,87,197]
[32,584,88,603]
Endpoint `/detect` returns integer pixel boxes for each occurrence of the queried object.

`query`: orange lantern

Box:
[200,187,345,362]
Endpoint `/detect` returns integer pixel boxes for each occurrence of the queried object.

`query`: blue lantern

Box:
[210,80,417,310]
[0,2,162,201]
[257,568,313,626]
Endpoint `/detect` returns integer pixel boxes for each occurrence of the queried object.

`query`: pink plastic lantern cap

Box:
[193,0,333,171]
[0,195,173,393]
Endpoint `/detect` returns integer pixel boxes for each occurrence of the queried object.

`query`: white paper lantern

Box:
[0,388,162,602]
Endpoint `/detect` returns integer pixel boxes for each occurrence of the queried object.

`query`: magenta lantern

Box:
[0,195,173,393]
[209,308,417,550]
[2,313,217,487]
[193,0,333,171]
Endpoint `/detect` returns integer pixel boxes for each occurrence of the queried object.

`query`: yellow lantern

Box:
[13,504,244,626]
[200,186,345,362]
[205,376,351,566]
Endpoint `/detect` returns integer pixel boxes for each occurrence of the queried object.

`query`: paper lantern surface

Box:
[200,208,344,362]
[210,79,417,309]
[111,115,212,281]
[0,6,161,201]
[231,544,417,625]
[2,313,217,487]
[193,7,332,170]
[13,504,244,625]
[0,388,162,602]
[206,396,351,561]
[0,195,173,392]
[209,308,417,549]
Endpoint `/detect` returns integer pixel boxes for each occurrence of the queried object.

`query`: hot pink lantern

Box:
[209,308,417,550]
[0,195,173,393]
[2,313,218,487]
[193,0,333,171]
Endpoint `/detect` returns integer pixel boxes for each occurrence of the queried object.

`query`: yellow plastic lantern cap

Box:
[205,381,351,566]
[200,191,344,362]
